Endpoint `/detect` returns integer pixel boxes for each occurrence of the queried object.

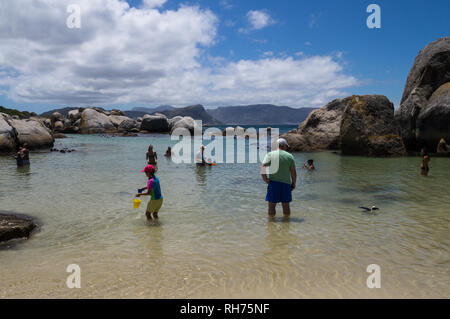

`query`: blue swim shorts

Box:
[266,181,292,203]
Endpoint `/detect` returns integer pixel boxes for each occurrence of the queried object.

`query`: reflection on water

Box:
[0,134,449,298]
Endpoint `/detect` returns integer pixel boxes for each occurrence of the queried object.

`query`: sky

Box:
[0,0,449,113]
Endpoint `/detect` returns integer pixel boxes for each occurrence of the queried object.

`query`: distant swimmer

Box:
[195,145,213,167]
[420,148,430,176]
[302,159,315,171]
[359,206,379,213]
[164,146,173,157]
[136,164,163,222]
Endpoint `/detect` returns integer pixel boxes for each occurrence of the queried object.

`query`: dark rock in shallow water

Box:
[53,133,67,139]
[0,212,37,243]
[340,95,406,157]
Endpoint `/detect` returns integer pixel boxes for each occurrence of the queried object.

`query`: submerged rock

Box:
[340,95,406,156]
[0,212,37,243]
[395,37,450,150]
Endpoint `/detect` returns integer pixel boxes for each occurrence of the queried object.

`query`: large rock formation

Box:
[9,118,54,150]
[0,113,17,152]
[0,113,54,152]
[340,95,406,156]
[281,97,350,151]
[170,116,198,135]
[415,82,450,150]
[140,114,169,132]
[281,95,405,156]
[80,108,116,134]
[0,212,37,243]
[395,37,450,151]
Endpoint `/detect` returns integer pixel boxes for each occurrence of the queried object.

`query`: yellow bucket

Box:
[133,198,142,209]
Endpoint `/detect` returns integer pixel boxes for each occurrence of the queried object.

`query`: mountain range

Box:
[207,104,316,125]
[38,104,315,126]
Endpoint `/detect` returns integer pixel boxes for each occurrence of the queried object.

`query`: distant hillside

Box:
[207,104,316,125]
[0,106,35,118]
[132,105,175,113]
[158,104,222,125]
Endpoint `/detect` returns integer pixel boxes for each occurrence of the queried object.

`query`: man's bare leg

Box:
[268,202,276,218]
[152,212,159,219]
[282,202,291,217]
[146,211,153,221]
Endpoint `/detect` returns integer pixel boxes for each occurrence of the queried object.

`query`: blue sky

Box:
[0,0,449,113]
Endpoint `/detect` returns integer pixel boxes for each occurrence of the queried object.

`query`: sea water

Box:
[0,132,449,298]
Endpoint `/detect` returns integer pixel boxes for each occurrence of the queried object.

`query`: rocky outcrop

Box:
[0,113,17,152]
[9,118,54,150]
[280,95,405,156]
[415,82,450,150]
[281,97,349,151]
[0,212,37,243]
[0,113,54,152]
[170,116,198,134]
[436,138,450,156]
[80,109,116,134]
[109,115,130,127]
[118,119,139,132]
[140,114,169,132]
[395,37,450,150]
[340,95,406,156]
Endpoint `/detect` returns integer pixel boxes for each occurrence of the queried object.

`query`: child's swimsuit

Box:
[146,176,163,213]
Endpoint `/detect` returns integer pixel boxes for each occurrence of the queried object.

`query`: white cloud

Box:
[0,0,357,109]
[245,10,275,31]
[142,0,167,9]
[219,0,234,10]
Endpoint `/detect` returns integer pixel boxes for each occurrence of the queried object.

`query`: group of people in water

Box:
[11,138,431,222]
[135,141,433,222]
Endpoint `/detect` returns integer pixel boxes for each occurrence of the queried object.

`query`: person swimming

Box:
[420,148,430,176]
[195,145,213,167]
[164,146,172,157]
[302,159,315,171]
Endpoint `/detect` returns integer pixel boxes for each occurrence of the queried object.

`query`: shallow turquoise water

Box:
[0,133,449,298]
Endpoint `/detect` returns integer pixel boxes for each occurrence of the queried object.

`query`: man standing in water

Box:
[261,138,297,218]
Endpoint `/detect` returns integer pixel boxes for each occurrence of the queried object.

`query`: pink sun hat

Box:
[141,164,155,173]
